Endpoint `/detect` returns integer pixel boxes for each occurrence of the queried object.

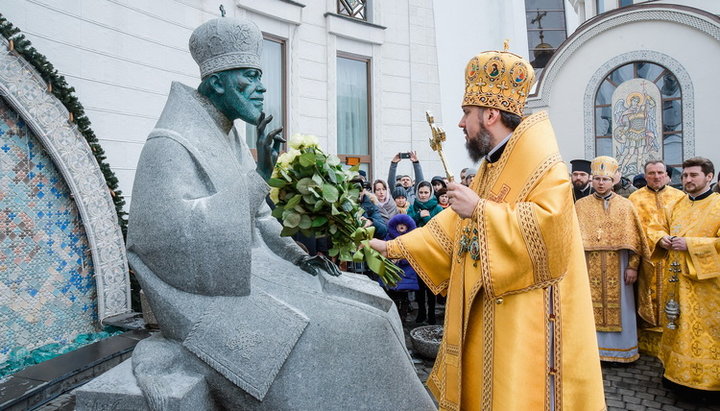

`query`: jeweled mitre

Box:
[462,50,536,117]
[189,17,263,78]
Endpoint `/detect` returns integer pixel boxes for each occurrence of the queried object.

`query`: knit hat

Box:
[392,187,407,199]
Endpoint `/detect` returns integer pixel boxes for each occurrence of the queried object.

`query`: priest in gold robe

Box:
[576,156,648,363]
[648,157,720,395]
[628,160,684,355]
[370,49,605,410]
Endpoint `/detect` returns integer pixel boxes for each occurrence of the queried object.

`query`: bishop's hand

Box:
[256,112,285,182]
[298,254,342,277]
[447,182,480,219]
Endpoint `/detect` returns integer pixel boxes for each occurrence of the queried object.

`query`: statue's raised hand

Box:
[298,255,342,277]
[256,112,285,181]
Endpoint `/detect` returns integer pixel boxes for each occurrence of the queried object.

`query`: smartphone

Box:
[399,152,411,159]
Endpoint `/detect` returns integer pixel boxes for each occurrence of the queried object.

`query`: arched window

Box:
[594,62,682,177]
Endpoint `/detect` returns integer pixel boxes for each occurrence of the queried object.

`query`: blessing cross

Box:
[425,111,454,182]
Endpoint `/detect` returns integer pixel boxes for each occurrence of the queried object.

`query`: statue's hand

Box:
[256,112,285,181]
[298,255,342,277]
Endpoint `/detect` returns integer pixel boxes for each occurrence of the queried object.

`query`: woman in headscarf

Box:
[372,179,399,223]
[407,181,444,324]
[408,181,443,228]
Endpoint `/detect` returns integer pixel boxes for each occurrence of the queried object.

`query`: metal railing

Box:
[337,0,367,21]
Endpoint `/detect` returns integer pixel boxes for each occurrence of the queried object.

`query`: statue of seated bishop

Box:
[87,16,434,410]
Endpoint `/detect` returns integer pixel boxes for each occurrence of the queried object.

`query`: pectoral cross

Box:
[426,111,454,182]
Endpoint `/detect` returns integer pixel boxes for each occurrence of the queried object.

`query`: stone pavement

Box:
[404,304,719,411]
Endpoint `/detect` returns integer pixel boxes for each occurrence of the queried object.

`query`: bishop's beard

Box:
[465,123,494,163]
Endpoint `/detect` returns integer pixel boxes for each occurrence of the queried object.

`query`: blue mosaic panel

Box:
[0,96,97,364]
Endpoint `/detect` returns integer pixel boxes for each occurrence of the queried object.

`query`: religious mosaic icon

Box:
[611,79,661,176]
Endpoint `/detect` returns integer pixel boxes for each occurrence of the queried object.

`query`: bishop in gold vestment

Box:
[648,158,720,392]
[628,162,684,355]
[376,49,605,410]
[576,157,648,363]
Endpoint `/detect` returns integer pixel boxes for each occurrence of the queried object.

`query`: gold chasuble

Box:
[387,112,605,410]
[628,186,685,355]
[575,193,647,332]
[648,193,720,391]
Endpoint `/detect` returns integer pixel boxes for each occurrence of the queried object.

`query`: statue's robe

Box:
[648,191,720,391]
[127,82,434,409]
[628,185,684,355]
[387,112,605,410]
[576,192,647,362]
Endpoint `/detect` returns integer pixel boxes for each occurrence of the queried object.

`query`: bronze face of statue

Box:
[198,68,266,126]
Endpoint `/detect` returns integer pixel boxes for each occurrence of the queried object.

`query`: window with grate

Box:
[594,62,683,178]
[525,0,567,69]
[337,0,367,21]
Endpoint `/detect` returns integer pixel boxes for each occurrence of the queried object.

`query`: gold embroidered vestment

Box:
[628,186,685,328]
[575,193,647,331]
[386,112,605,410]
[648,193,720,391]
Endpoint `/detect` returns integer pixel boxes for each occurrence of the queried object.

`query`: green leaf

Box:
[322,184,340,203]
[298,214,312,230]
[331,204,340,215]
[296,177,315,195]
[312,173,324,186]
[329,247,339,257]
[307,186,321,198]
[280,169,292,182]
[283,211,301,228]
[286,194,302,209]
[299,152,315,167]
[303,194,316,205]
[271,206,284,219]
[311,216,328,227]
[313,201,324,212]
[267,178,287,188]
[352,249,364,262]
[341,199,354,212]
[280,226,299,236]
[326,167,337,184]
[327,155,341,166]
[329,224,338,234]
[350,164,360,173]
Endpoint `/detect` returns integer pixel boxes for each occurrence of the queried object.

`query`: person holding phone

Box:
[387,151,425,204]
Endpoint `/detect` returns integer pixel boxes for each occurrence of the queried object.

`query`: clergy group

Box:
[574,154,719,398]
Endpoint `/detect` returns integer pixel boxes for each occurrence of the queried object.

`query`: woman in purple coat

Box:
[381,214,419,322]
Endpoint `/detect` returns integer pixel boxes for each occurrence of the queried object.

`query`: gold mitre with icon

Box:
[591,156,619,177]
[462,42,536,117]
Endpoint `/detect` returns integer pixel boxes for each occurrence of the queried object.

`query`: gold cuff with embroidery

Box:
[471,198,486,221]
[386,239,403,259]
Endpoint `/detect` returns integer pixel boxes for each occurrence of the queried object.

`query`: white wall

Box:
[2,0,445,206]
[2,0,222,206]
[432,0,575,176]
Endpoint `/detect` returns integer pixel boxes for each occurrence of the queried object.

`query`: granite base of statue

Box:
[74,15,433,411]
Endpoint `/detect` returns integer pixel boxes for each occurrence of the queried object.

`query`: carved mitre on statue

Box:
[462,43,536,117]
[189,16,263,78]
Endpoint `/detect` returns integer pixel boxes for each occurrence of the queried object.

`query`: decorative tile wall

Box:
[0,96,97,363]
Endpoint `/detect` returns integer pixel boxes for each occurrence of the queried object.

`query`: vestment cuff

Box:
[471,198,486,221]
[386,239,403,259]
